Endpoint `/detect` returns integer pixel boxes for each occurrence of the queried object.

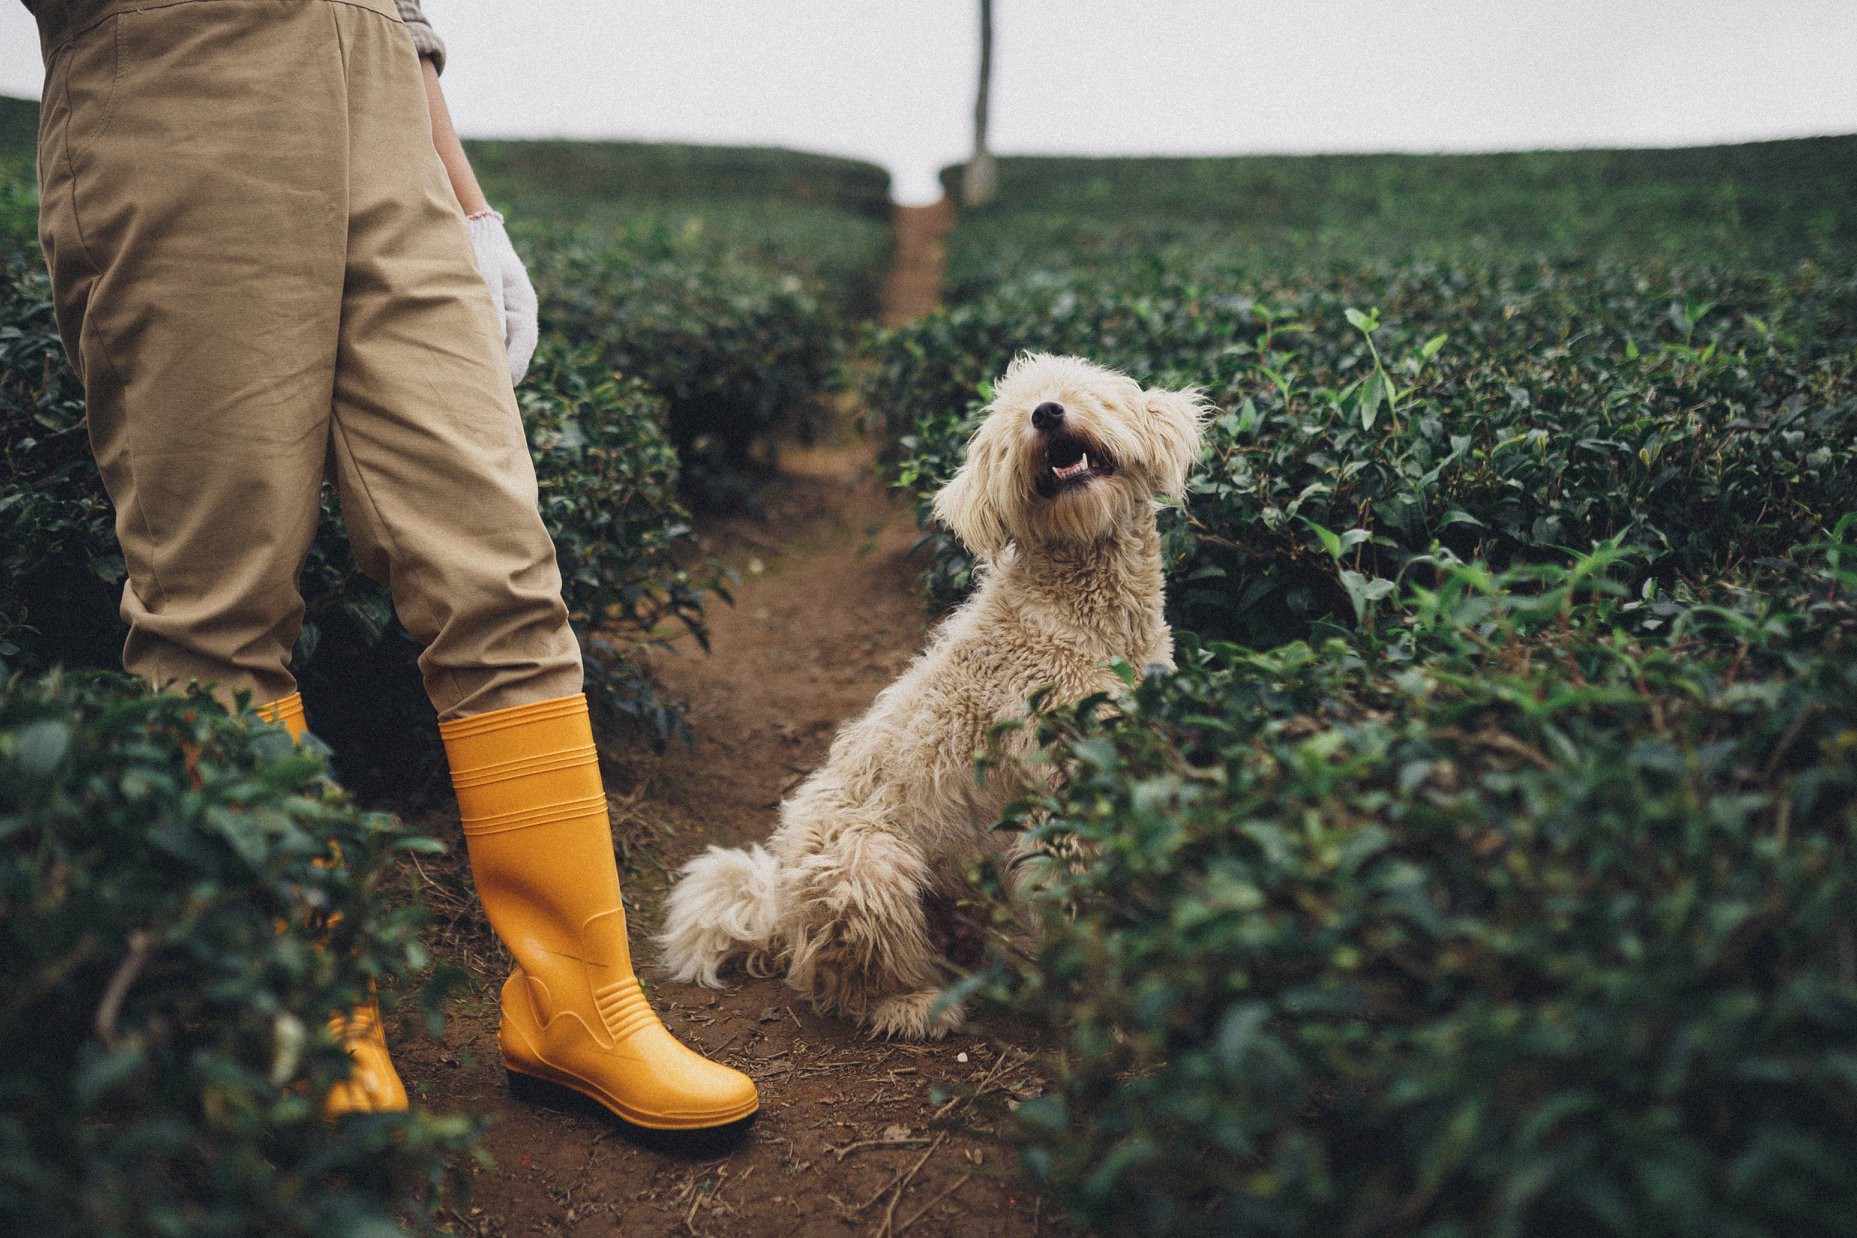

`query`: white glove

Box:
[466,209,539,388]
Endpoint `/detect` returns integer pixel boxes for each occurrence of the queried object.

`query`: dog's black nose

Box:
[1031,401,1065,430]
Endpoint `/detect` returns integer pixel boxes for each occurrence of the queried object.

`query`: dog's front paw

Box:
[867,990,965,1041]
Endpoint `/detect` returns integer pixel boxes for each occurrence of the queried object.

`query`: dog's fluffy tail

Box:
[656,844,785,987]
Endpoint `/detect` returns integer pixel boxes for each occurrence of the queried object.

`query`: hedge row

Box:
[870,259,1857,637]
[490,137,894,500]
[937,138,1857,301]
[472,135,893,320]
[981,534,1857,1235]
[521,222,843,502]
[888,144,1857,1234]
[1,668,479,1234]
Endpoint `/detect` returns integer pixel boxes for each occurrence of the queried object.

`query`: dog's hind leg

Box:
[783,826,958,1039]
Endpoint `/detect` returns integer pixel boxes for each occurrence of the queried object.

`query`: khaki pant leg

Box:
[324,4,583,722]
[34,1,351,708]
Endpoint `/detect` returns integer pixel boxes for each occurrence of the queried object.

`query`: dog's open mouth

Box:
[1037,433,1115,497]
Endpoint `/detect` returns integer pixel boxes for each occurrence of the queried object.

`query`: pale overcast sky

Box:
[5,1,1855,203]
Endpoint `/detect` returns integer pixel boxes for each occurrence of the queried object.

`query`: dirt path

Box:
[391,204,1068,1236]
[880,199,956,327]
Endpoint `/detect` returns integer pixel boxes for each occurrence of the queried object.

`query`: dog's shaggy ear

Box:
[932,434,1011,560]
[1141,386,1211,500]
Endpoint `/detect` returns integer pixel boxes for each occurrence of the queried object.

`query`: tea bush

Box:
[892,142,1857,1234]
[523,224,840,498]
[0,668,481,1234]
[0,250,122,673]
[983,538,1857,1235]
[870,260,1857,634]
[0,95,36,158]
[470,137,892,219]
[470,136,892,320]
[477,135,890,494]
[936,138,1857,301]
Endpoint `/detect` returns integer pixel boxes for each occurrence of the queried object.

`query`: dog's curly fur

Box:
[657,353,1207,1038]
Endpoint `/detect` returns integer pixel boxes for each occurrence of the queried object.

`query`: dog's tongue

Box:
[1053,452,1091,482]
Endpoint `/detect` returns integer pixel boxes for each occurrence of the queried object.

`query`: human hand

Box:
[467,210,539,387]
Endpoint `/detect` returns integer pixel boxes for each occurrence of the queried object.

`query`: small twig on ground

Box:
[895,1171,974,1235]
[872,1133,947,1237]
[682,1164,728,1235]
[825,1136,934,1161]
[853,1131,947,1215]
[437,1205,485,1236]
[933,1046,1013,1122]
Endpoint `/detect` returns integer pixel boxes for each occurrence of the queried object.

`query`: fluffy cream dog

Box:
[657,353,1207,1038]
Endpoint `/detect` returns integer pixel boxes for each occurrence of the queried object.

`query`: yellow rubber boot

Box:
[256,691,309,742]
[257,692,411,1117]
[320,995,408,1115]
[441,694,758,1130]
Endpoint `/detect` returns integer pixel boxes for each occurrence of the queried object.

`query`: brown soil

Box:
[388,204,1071,1235]
[880,199,956,328]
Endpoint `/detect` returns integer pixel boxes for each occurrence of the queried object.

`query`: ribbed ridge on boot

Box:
[457,791,612,837]
[593,975,661,1044]
[330,1001,378,1038]
[257,692,307,741]
[439,694,588,741]
[444,696,610,837]
[448,743,599,790]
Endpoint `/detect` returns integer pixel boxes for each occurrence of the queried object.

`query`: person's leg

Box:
[35,1,346,714]
[319,3,578,721]
[34,0,409,1115]
[256,691,411,1116]
[326,4,756,1130]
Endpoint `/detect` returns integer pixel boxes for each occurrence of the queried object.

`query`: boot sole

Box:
[504,1065,760,1139]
